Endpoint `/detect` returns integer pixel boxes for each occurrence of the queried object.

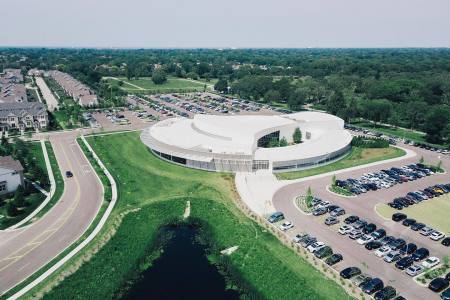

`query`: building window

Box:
[257,131,280,148]
[0,181,7,192]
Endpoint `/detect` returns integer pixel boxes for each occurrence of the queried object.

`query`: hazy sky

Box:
[2,0,450,48]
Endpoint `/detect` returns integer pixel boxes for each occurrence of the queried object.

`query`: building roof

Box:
[0,102,47,118]
[0,155,24,172]
[148,111,350,160]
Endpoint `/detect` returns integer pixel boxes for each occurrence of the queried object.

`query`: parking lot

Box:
[271,143,450,300]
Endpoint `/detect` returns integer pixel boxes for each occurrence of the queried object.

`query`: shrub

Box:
[351,136,389,148]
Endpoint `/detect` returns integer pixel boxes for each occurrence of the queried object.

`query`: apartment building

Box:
[0,69,27,103]
[0,102,48,133]
[48,70,98,107]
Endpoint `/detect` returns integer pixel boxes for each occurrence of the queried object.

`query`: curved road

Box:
[0,131,103,295]
[273,144,449,300]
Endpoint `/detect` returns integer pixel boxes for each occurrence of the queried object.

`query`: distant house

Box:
[0,156,24,196]
[0,102,48,133]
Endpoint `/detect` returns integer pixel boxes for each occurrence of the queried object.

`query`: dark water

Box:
[123,226,241,300]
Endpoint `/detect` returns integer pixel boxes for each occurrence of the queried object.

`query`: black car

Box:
[315,246,333,259]
[344,215,359,224]
[395,256,414,270]
[371,228,386,240]
[392,213,407,222]
[411,222,426,231]
[335,180,347,187]
[393,296,406,300]
[402,218,416,227]
[363,223,377,234]
[325,253,343,266]
[442,237,450,247]
[327,205,340,212]
[429,278,449,292]
[412,247,429,261]
[65,170,74,178]
[365,241,382,250]
[340,267,361,279]
[399,243,417,255]
[374,286,396,300]
[441,288,450,300]
[446,272,450,281]
[388,238,406,251]
[362,277,384,294]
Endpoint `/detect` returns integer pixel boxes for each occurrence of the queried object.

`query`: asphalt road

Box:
[0,131,103,295]
[273,144,450,300]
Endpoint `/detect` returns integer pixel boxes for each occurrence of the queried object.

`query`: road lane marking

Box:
[0,140,82,273]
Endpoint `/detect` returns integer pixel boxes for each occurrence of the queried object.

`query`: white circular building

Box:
[141,111,352,173]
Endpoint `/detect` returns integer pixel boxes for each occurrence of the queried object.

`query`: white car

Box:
[307,242,325,253]
[430,231,445,241]
[405,265,424,276]
[420,226,434,236]
[357,235,374,245]
[374,246,391,258]
[279,221,294,231]
[422,257,440,268]
[338,225,353,235]
[292,234,305,243]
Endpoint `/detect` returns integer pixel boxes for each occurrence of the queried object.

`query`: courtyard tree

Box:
[293,128,302,144]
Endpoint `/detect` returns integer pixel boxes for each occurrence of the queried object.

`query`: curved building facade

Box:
[140,111,352,173]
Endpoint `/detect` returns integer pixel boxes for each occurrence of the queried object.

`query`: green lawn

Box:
[277,146,406,180]
[35,132,350,300]
[376,194,450,234]
[350,120,427,143]
[106,76,208,92]
[0,142,48,229]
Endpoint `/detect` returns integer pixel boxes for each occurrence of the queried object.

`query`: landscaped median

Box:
[14,131,352,300]
[276,146,406,180]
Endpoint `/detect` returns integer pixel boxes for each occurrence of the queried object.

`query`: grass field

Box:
[36,132,350,300]
[106,76,209,92]
[376,194,450,234]
[277,146,406,180]
[350,120,427,143]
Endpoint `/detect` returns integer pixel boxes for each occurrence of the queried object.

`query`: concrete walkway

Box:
[35,77,59,112]
[235,145,416,216]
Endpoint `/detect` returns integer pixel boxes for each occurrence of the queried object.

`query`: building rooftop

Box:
[0,155,24,173]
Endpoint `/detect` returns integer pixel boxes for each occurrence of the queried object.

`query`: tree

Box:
[306,187,313,208]
[14,185,26,207]
[326,90,344,115]
[279,137,288,147]
[293,128,302,144]
[6,201,18,217]
[214,78,228,93]
[151,69,167,85]
[423,105,450,144]
[331,174,336,186]
[287,88,306,111]
[186,72,198,80]
[264,90,281,104]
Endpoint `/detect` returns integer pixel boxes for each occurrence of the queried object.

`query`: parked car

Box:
[392,213,407,222]
[307,242,325,253]
[279,221,294,231]
[374,246,391,258]
[371,229,386,240]
[331,207,346,217]
[399,243,417,255]
[429,278,449,293]
[442,237,450,247]
[431,231,445,241]
[344,215,359,224]
[325,253,343,266]
[402,218,417,227]
[349,229,363,240]
[362,277,384,294]
[315,246,333,259]
[313,207,328,216]
[411,222,426,231]
[441,288,450,300]
[357,234,374,245]
[395,256,414,270]
[268,212,284,223]
[422,257,440,268]
[325,216,339,225]
[340,267,361,279]
[292,233,307,243]
[365,241,383,250]
[405,264,424,276]
[412,248,430,261]
[363,223,377,234]
[351,273,371,287]
[339,225,353,235]
[420,226,434,236]
[374,286,396,300]
[384,251,402,263]
[388,238,406,251]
